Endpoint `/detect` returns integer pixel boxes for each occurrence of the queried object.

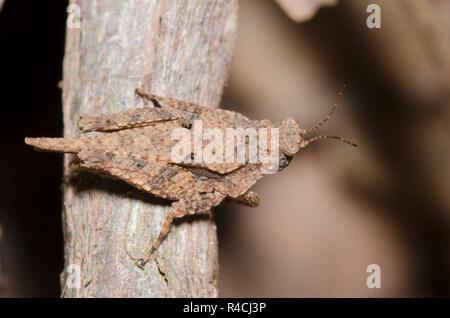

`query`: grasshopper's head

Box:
[279,87,357,157]
[279,116,303,156]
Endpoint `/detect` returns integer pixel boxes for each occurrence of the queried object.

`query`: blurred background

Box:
[1,0,450,297]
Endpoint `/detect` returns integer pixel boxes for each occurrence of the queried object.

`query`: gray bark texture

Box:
[60,0,238,297]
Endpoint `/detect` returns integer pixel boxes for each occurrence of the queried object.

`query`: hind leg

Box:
[135,88,208,114]
[137,192,225,269]
[77,106,180,133]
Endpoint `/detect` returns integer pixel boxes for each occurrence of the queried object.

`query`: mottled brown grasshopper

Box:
[25,88,356,268]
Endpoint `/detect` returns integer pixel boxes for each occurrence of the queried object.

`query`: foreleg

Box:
[137,192,225,269]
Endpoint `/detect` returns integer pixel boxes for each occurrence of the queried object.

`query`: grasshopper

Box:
[25,88,356,268]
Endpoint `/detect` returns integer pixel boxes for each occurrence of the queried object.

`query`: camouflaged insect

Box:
[25,88,356,268]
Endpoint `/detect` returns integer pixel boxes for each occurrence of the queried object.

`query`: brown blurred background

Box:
[1,0,450,297]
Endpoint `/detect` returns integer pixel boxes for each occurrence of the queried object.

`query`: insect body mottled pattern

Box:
[25,88,356,268]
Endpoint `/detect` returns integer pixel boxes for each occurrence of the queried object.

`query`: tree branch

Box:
[60,0,238,297]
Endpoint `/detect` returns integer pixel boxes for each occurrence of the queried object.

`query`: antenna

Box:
[302,84,346,135]
[302,135,358,148]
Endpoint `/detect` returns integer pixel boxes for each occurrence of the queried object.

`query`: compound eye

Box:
[280,116,301,156]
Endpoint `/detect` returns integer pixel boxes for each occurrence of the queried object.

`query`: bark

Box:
[60,0,238,297]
